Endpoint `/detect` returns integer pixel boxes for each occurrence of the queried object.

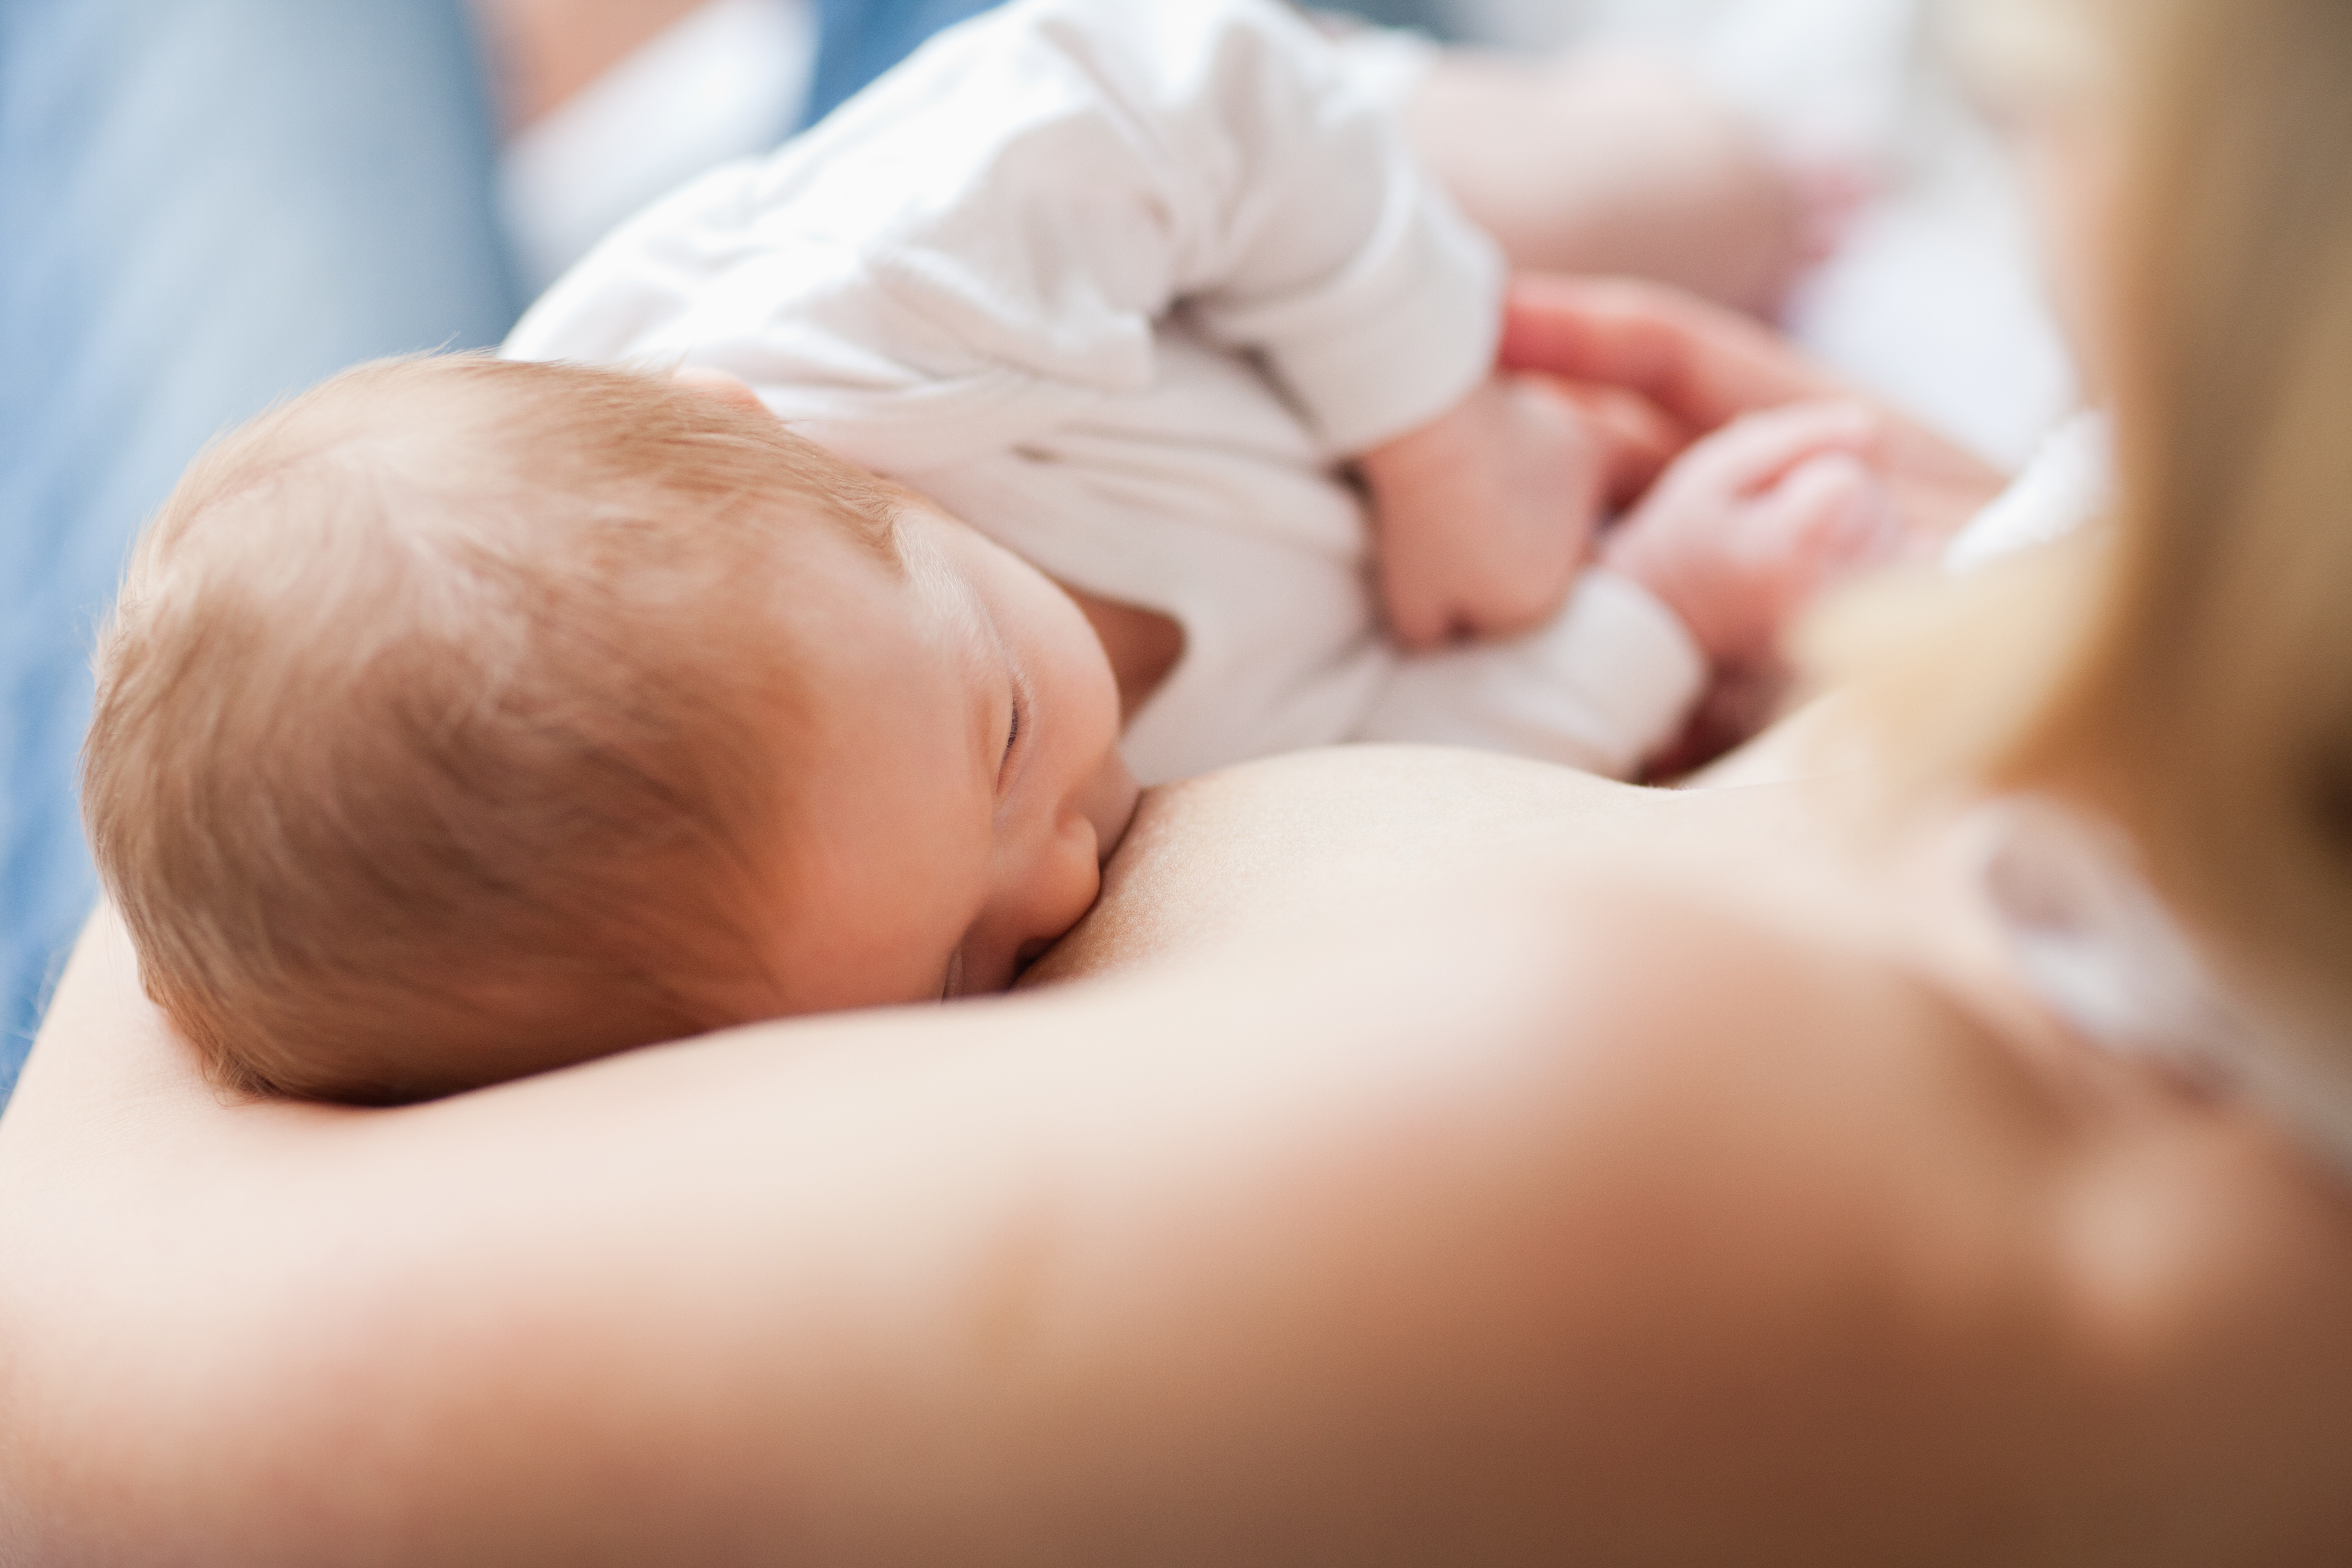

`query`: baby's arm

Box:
[509,0,1505,487]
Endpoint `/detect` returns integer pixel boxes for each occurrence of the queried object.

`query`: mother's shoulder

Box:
[1032,746,1678,983]
[1044,745,2089,1308]
[1039,776,2139,1551]
[1038,746,2352,1510]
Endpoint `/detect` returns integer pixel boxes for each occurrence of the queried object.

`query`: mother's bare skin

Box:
[6,748,2352,1562]
[1028,745,1830,985]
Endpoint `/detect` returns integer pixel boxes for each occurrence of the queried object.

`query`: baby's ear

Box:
[672,366,771,419]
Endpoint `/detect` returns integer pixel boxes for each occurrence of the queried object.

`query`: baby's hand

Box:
[1602,400,1899,666]
[1357,374,1606,650]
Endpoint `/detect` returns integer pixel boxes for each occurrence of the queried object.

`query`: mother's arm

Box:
[0,753,2210,1565]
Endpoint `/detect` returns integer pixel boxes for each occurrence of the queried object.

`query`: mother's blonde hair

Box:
[1848,0,2352,1028]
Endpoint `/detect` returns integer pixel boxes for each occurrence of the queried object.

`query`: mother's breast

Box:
[1022,743,1820,987]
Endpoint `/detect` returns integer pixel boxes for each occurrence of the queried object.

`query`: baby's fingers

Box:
[1754,451,1901,578]
[1682,399,1884,498]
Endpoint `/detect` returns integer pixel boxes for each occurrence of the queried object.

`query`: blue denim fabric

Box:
[0,0,520,1105]
[1308,0,1453,28]
[805,0,1006,125]
[803,0,1458,129]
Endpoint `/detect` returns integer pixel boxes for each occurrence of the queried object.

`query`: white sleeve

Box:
[1312,11,1444,113]
[1353,570,1709,780]
[503,0,1504,472]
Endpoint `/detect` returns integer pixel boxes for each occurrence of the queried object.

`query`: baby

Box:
[86,0,1891,1104]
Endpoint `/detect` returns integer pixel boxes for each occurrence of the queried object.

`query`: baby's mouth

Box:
[1009,936,1057,983]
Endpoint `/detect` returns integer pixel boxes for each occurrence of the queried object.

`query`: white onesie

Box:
[504,0,1707,785]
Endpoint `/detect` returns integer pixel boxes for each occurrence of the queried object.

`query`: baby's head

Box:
[86,356,1136,1104]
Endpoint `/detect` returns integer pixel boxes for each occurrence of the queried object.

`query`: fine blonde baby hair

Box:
[1823,0,2352,1031]
[85,354,903,1104]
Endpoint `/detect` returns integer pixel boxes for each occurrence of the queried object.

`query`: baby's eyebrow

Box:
[839,490,916,575]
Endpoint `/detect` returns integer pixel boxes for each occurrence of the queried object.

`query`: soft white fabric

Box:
[1358,569,1706,776]
[505,0,1706,784]
[508,0,1502,467]
[499,0,817,297]
[1971,798,2352,1188]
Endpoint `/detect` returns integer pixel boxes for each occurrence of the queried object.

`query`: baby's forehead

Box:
[897,515,992,650]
